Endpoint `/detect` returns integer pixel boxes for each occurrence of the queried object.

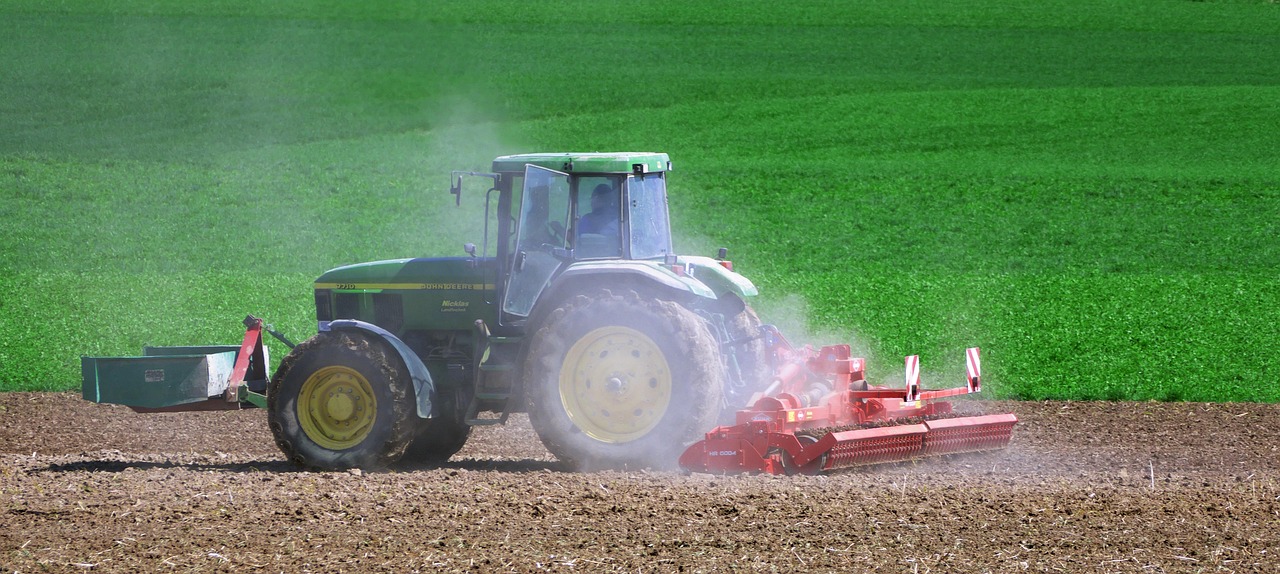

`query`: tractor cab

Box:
[464,153,678,323]
[497,152,673,259]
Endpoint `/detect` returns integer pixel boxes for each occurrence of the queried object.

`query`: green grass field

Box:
[2,0,1277,401]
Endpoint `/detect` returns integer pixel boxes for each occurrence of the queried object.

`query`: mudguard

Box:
[551,258,758,302]
[320,319,435,419]
[553,260,716,299]
[679,256,758,299]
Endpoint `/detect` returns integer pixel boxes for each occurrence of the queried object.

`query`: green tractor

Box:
[268,152,770,470]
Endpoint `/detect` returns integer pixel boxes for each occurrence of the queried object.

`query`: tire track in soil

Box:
[2,393,1278,572]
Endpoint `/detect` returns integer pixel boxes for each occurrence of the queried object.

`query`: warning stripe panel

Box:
[965,347,981,392]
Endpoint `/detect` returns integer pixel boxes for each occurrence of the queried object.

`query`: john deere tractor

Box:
[266,153,769,470]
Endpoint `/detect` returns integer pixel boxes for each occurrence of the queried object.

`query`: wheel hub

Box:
[605,376,626,394]
[559,326,673,443]
[298,366,377,450]
[327,392,356,421]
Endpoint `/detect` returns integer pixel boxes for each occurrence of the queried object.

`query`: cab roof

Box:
[492,152,671,175]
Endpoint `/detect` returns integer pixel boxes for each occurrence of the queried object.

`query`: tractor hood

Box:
[312,257,497,333]
[314,257,494,292]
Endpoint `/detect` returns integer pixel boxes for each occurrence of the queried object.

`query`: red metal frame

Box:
[224,317,266,403]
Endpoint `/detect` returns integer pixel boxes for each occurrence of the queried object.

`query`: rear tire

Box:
[267,331,415,470]
[524,290,724,470]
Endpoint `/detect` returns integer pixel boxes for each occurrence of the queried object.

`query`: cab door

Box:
[502,164,571,317]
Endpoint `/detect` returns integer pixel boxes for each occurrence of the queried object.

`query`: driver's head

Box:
[590,183,615,212]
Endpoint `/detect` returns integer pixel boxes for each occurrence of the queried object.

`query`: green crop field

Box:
[2,0,1277,401]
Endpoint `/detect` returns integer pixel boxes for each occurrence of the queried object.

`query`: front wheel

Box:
[267,331,416,470]
[724,298,771,411]
[524,290,725,470]
[401,401,471,465]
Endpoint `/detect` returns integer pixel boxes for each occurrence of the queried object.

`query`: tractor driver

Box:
[576,183,620,238]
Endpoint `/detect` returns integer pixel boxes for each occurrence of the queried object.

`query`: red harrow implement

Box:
[679,327,1017,475]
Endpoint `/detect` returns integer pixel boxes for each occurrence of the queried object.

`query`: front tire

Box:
[524,290,725,470]
[401,391,471,464]
[724,298,771,410]
[267,331,415,470]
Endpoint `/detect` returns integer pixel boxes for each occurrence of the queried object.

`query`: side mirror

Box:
[450,174,462,206]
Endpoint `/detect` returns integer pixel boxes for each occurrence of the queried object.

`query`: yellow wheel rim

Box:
[559,326,673,443]
[298,365,377,450]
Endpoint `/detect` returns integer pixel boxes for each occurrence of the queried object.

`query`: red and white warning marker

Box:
[904,354,921,403]
[965,347,981,393]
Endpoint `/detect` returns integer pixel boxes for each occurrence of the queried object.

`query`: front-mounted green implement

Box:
[82,316,285,412]
[81,152,1017,473]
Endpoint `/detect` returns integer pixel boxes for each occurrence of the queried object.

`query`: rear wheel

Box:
[524,290,724,470]
[267,331,415,470]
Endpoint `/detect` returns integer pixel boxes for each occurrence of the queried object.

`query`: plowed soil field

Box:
[2,393,1278,573]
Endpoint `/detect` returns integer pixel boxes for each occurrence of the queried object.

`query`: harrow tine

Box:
[923,413,1017,456]
[822,424,928,471]
[791,414,1018,473]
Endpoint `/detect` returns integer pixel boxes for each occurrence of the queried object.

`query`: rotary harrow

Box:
[679,327,1017,475]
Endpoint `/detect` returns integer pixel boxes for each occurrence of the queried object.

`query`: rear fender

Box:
[520,262,711,340]
[547,260,717,301]
[320,319,434,419]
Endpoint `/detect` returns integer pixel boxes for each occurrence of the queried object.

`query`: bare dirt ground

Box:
[2,393,1278,573]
